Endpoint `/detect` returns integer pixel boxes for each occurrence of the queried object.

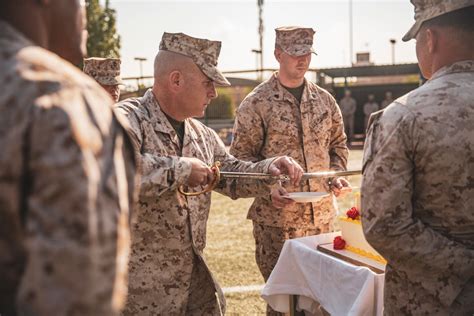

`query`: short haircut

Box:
[422,6,474,32]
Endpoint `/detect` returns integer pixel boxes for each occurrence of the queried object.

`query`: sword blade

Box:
[301,170,362,179]
[218,170,361,181]
[218,171,284,180]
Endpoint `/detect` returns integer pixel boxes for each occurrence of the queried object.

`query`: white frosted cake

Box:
[335,193,386,264]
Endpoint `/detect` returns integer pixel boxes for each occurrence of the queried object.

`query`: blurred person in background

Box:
[363,93,379,131]
[339,89,357,141]
[380,91,394,110]
[83,57,123,102]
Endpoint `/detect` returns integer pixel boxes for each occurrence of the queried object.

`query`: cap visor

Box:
[285,46,314,57]
[97,76,123,86]
[402,20,422,42]
[203,66,231,87]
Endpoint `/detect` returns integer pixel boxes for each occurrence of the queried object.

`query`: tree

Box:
[86,0,121,58]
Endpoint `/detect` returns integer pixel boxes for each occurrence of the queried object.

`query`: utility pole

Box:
[349,0,353,66]
[390,38,396,64]
[257,0,264,81]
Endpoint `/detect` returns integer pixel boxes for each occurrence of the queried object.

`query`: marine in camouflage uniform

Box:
[116,32,303,315]
[361,1,474,314]
[230,26,348,316]
[83,57,123,102]
[0,5,136,316]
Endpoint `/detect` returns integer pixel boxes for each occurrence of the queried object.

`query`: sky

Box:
[104,0,418,81]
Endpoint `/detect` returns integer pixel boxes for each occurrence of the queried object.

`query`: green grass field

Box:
[204,150,363,315]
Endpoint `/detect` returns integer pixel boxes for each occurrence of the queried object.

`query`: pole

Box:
[258,0,264,81]
[349,0,353,66]
[390,39,396,64]
[251,49,262,81]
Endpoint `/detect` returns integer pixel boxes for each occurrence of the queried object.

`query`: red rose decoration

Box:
[346,207,360,220]
[333,236,346,250]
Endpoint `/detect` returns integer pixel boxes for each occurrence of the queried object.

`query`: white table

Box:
[261,232,385,316]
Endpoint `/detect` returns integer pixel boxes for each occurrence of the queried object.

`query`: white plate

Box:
[285,192,329,203]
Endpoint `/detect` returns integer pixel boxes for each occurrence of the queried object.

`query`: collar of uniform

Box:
[142,89,198,143]
[429,60,474,82]
[270,72,318,103]
[0,19,34,48]
[143,89,181,136]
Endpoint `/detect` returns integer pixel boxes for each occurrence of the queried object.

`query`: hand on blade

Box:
[271,185,295,209]
[268,156,303,186]
[330,177,352,197]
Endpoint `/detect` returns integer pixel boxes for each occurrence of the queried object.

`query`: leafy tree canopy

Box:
[86,0,121,58]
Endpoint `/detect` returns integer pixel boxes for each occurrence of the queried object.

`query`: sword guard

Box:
[178,161,221,196]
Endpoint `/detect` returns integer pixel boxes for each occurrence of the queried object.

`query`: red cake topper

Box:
[346,207,360,220]
[333,236,346,250]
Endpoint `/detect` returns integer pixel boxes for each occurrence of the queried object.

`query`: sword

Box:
[178,162,361,196]
[218,169,362,182]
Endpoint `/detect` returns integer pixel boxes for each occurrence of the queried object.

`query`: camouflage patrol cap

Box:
[402,0,474,41]
[159,32,230,87]
[83,57,122,85]
[275,26,316,56]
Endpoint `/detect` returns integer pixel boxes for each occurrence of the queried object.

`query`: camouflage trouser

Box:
[186,255,225,316]
[253,222,328,316]
[384,268,474,316]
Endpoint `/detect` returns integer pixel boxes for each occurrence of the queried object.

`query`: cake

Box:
[334,193,387,264]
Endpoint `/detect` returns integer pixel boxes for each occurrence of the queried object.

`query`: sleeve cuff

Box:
[174,157,193,186]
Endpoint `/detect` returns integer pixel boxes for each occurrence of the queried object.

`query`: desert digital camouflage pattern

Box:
[231,71,348,316]
[0,20,136,315]
[403,0,474,41]
[116,89,282,315]
[83,57,122,86]
[231,73,348,229]
[361,60,474,315]
[159,32,230,86]
[274,26,315,56]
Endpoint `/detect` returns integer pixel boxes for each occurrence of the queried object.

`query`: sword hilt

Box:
[178,161,221,196]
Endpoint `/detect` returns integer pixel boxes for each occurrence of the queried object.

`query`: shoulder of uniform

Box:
[244,79,274,102]
[4,46,114,116]
[16,46,101,93]
[237,82,272,113]
[367,109,385,128]
[370,97,417,131]
[115,97,149,120]
[314,84,336,100]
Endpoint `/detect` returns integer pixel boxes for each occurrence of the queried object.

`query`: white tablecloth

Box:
[261,232,385,316]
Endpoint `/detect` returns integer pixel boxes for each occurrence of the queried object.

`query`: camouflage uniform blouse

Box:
[116,89,278,315]
[361,60,474,315]
[231,73,348,228]
[0,20,136,315]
